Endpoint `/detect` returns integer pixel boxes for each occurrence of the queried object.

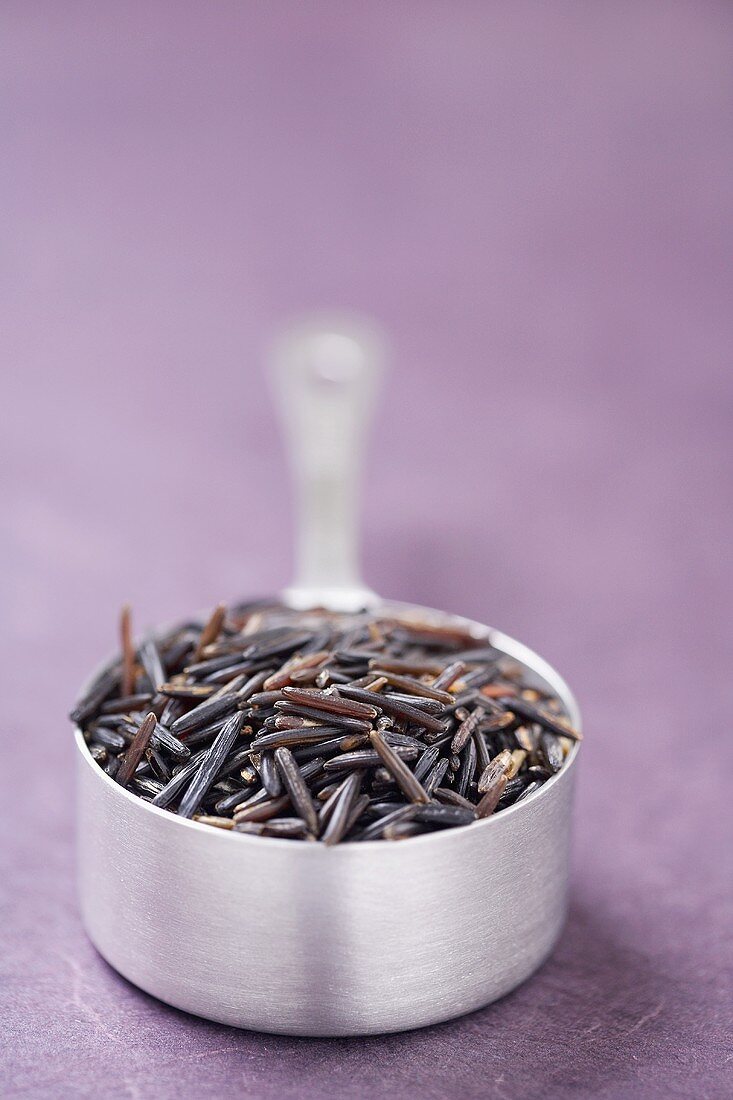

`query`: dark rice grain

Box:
[116,712,157,787]
[274,747,319,834]
[177,712,246,818]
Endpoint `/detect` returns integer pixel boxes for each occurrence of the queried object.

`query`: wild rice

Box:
[72,602,578,843]
[273,747,319,834]
[116,711,157,787]
[321,772,362,846]
[120,605,135,698]
[177,712,246,818]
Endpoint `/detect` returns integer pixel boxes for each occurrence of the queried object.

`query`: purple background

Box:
[2,3,732,1097]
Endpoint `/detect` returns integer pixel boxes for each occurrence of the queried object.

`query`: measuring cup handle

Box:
[268,315,386,611]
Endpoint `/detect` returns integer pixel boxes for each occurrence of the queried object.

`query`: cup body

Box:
[76,609,580,1036]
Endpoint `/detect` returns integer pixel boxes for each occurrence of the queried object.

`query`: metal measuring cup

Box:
[75,318,580,1035]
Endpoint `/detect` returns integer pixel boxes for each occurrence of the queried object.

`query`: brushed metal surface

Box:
[76,608,580,1036]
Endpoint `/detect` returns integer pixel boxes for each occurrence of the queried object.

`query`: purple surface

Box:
[2,3,732,1097]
